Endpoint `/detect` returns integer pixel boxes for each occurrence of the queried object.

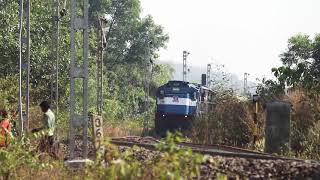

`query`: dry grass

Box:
[284,89,320,156]
[29,106,44,131]
[190,97,255,148]
[103,121,143,137]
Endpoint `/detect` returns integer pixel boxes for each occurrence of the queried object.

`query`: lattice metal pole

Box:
[18,0,30,135]
[207,64,211,87]
[69,0,89,159]
[244,73,249,96]
[182,51,190,82]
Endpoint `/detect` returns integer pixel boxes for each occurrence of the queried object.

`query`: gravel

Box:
[117,145,320,179]
[60,136,320,179]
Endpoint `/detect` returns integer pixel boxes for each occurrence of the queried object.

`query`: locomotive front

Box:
[155,81,199,135]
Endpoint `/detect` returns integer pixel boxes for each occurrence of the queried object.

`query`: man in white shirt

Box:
[37,101,56,155]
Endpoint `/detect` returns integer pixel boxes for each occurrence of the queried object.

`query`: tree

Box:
[0,0,171,120]
[272,34,320,96]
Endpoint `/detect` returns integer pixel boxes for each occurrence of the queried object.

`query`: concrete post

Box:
[265,101,291,154]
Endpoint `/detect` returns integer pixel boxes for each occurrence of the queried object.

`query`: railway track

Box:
[60,135,319,163]
[110,136,319,163]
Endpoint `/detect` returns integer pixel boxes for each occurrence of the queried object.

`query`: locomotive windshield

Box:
[166,81,188,88]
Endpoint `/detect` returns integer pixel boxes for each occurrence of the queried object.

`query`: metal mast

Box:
[142,41,153,136]
[182,50,190,82]
[207,64,212,87]
[18,0,30,134]
[51,0,60,119]
[97,17,108,116]
[244,72,249,96]
[69,0,89,159]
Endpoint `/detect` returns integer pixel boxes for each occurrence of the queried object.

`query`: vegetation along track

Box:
[110,136,320,163]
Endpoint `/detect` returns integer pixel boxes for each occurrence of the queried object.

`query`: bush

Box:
[191,90,254,148]
[86,133,205,179]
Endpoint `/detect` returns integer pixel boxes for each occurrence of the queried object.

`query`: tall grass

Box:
[190,93,255,148]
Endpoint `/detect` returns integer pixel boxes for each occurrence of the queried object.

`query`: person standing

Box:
[38,101,56,153]
[0,109,12,147]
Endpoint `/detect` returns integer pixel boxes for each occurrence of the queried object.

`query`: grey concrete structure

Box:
[69,0,89,159]
[265,101,291,154]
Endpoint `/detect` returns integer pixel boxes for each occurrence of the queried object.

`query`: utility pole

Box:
[244,72,250,96]
[18,0,30,135]
[182,50,190,82]
[97,17,108,116]
[69,0,89,159]
[51,0,60,121]
[207,64,212,87]
[142,41,153,136]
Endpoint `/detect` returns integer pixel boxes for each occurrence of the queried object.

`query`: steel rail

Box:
[178,142,268,155]
[110,139,319,163]
[111,136,265,155]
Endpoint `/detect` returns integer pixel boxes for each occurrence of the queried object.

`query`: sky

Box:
[140,0,320,82]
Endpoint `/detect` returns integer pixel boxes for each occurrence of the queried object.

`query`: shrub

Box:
[191,90,254,148]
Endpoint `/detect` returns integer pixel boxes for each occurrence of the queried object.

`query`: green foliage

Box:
[0,132,208,179]
[153,65,173,90]
[85,133,204,179]
[0,137,61,179]
[256,78,285,102]
[0,75,19,110]
[257,33,320,159]
[0,0,171,123]
[272,33,320,96]
[152,132,204,179]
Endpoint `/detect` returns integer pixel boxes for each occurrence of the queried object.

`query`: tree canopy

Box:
[272,34,320,95]
[0,0,172,120]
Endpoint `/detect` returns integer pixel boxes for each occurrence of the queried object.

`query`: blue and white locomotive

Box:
[155,80,213,135]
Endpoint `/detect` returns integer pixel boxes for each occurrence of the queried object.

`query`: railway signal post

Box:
[92,16,109,156]
[97,17,108,116]
[252,94,259,144]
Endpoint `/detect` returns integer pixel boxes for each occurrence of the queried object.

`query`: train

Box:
[155,80,214,135]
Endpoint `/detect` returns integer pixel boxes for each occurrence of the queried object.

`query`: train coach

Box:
[155,80,214,135]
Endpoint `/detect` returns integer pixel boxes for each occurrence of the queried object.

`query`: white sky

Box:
[140,0,320,81]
